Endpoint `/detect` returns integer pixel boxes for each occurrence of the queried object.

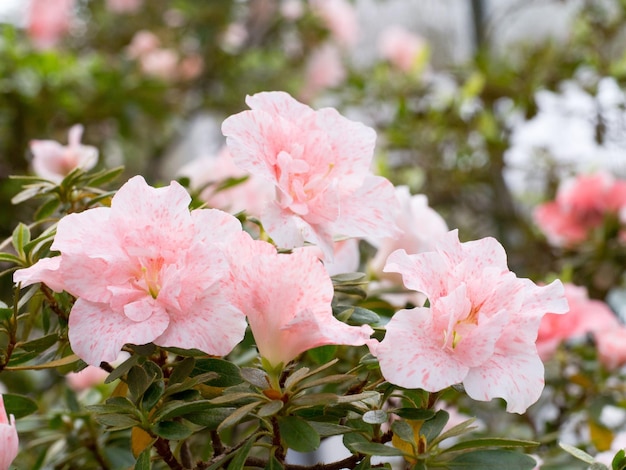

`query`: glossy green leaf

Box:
[307,345,337,364]
[12,223,30,258]
[85,166,125,187]
[227,436,255,470]
[106,354,140,383]
[420,409,449,444]
[277,416,321,453]
[34,197,60,221]
[141,381,165,411]
[168,357,195,384]
[134,448,151,470]
[194,358,243,387]
[152,420,194,440]
[128,365,153,402]
[3,394,38,418]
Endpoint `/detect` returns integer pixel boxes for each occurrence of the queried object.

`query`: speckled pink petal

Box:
[246,91,315,123]
[463,349,545,414]
[0,395,18,470]
[154,286,247,356]
[68,298,169,366]
[13,257,63,291]
[332,175,400,240]
[384,249,449,298]
[190,208,242,245]
[375,308,468,391]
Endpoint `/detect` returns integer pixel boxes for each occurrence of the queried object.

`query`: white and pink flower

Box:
[371,230,568,413]
[222,91,400,260]
[27,0,75,50]
[30,125,98,184]
[14,176,247,366]
[378,25,427,73]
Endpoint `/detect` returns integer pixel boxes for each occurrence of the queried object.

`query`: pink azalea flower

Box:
[595,326,626,370]
[14,176,247,366]
[106,0,143,13]
[139,49,180,82]
[534,172,626,246]
[126,30,160,59]
[310,0,359,48]
[378,25,427,72]
[30,125,98,184]
[178,147,274,218]
[537,283,618,360]
[371,230,569,413]
[297,238,361,276]
[27,0,74,50]
[0,395,18,470]
[221,91,400,259]
[66,366,109,392]
[225,233,373,369]
[300,42,346,101]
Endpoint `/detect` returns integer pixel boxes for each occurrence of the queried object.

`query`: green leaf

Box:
[3,394,38,418]
[128,365,154,402]
[94,413,141,430]
[168,357,195,384]
[560,442,599,464]
[185,407,236,429]
[257,400,283,417]
[393,408,436,421]
[0,308,13,323]
[612,449,626,470]
[106,354,140,383]
[0,252,23,265]
[34,197,60,220]
[152,420,193,440]
[391,420,415,444]
[17,333,58,353]
[420,409,449,444]
[332,272,367,284]
[154,400,215,422]
[307,345,337,364]
[446,449,538,470]
[347,440,406,457]
[141,381,165,411]
[163,371,219,397]
[445,438,539,453]
[217,401,262,433]
[135,448,151,470]
[363,410,388,425]
[240,367,270,389]
[227,436,256,470]
[277,416,321,453]
[308,422,353,437]
[85,166,125,187]
[194,358,243,387]
[12,223,30,258]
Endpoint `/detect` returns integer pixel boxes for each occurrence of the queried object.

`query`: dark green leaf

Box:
[217,401,262,433]
[194,358,243,387]
[612,449,626,470]
[446,449,538,470]
[163,372,219,397]
[227,436,255,470]
[332,272,367,284]
[152,420,193,440]
[420,410,449,444]
[86,166,125,187]
[169,357,195,384]
[128,365,153,402]
[154,400,215,422]
[347,441,406,457]
[34,197,60,220]
[0,308,13,323]
[393,408,436,421]
[3,394,38,418]
[185,407,235,429]
[106,354,140,383]
[264,455,284,470]
[278,416,321,453]
[308,422,353,437]
[17,333,58,353]
[94,413,141,430]
[141,381,165,411]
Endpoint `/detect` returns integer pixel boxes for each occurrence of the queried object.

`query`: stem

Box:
[272,416,286,462]
[243,454,366,470]
[154,437,184,470]
[41,284,69,321]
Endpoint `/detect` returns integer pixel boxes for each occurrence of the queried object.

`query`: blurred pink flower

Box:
[595,326,626,370]
[66,366,109,392]
[281,0,304,20]
[0,395,18,470]
[310,0,359,48]
[372,230,568,413]
[178,147,274,218]
[378,25,426,72]
[27,0,74,49]
[179,54,204,81]
[300,42,346,101]
[222,91,400,259]
[106,0,143,13]
[14,176,247,366]
[30,124,98,183]
[226,233,373,369]
[537,283,618,360]
[139,48,179,81]
[534,172,626,246]
[126,30,161,58]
